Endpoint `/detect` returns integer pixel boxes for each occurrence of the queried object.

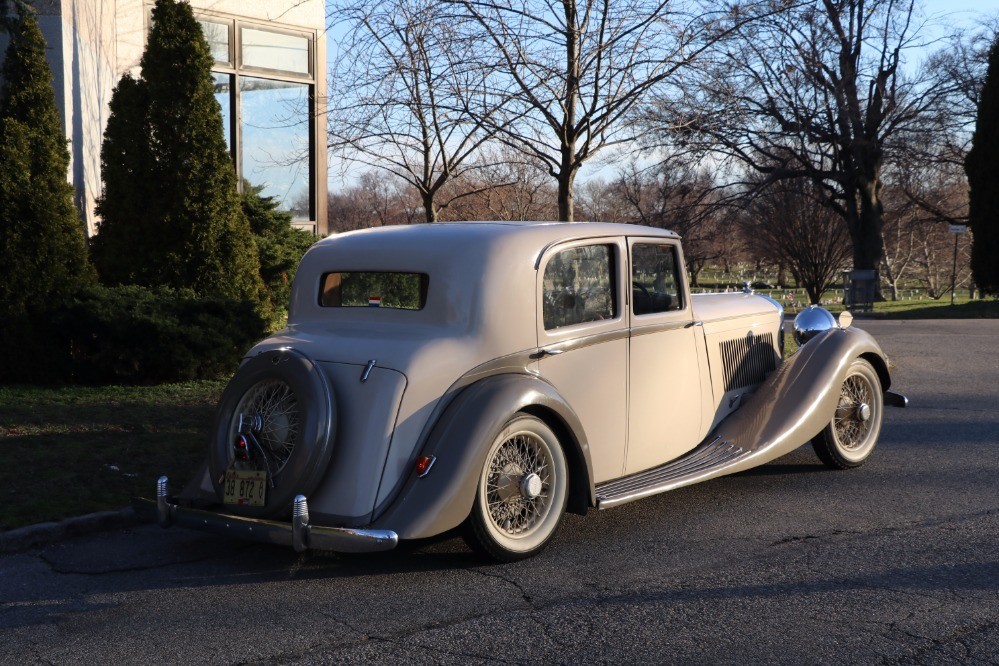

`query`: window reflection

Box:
[543,245,615,329]
[212,72,232,152]
[239,76,311,218]
[242,28,309,75]
[632,244,683,314]
[198,19,230,64]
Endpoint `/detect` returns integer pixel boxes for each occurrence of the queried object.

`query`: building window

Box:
[198,19,231,65]
[196,15,316,224]
[241,27,310,75]
[240,77,312,220]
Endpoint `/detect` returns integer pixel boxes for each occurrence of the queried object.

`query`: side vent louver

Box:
[720,332,778,392]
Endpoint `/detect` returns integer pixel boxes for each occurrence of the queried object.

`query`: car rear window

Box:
[320,272,429,310]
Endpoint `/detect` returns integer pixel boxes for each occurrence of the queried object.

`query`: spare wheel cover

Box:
[209,348,335,518]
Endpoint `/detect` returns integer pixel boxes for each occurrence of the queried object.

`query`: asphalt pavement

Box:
[1,319,997,664]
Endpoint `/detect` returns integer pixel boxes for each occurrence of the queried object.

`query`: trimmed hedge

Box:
[0,285,267,385]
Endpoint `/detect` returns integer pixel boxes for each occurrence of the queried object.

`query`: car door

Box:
[536,238,629,483]
[625,239,706,474]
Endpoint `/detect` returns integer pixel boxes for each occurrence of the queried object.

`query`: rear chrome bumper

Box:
[146,476,398,554]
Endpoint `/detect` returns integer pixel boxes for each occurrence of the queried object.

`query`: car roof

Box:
[290,221,681,334]
[312,221,680,258]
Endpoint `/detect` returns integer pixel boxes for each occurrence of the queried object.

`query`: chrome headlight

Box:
[793,305,837,345]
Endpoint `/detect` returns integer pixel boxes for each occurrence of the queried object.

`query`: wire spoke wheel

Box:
[467,415,568,561]
[833,374,874,450]
[210,349,335,518]
[813,358,883,469]
[485,433,552,535]
[231,379,301,475]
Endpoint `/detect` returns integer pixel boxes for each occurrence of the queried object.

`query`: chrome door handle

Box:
[530,349,565,359]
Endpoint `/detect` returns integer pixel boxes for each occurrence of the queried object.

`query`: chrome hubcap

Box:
[858,403,871,422]
[486,433,552,536]
[520,473,543,499]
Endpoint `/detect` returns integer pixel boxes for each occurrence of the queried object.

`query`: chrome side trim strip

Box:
[693,310,776,326]
[539,328,631,355]
[629,319,695,337]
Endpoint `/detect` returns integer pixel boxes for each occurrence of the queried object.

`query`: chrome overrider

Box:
[153,477,398,553]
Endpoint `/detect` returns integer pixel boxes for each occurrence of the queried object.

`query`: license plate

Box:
[223,469,267,507]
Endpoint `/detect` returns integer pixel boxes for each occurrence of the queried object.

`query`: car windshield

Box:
[320,272,428,310]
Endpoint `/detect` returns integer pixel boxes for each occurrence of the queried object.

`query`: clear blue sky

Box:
[921,0,999,29]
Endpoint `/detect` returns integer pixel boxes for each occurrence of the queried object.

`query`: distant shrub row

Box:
[0,286,267,385]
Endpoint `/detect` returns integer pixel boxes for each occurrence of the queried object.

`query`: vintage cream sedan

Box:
[150,222,906,561]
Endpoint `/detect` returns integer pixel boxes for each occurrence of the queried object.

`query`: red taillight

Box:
[414,455,436,478]
[234,435,249,461]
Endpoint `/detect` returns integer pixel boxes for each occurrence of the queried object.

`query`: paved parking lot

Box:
[1,319,997,664]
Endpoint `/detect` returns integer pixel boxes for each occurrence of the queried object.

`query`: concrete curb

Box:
[0,507,150,555]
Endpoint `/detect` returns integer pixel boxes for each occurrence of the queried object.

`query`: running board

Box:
[595,437,751,510]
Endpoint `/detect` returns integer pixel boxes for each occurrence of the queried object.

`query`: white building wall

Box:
[15,0,327,236]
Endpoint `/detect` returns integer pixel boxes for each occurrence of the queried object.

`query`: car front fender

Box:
[370,373,593,541]
[713,325,894,475]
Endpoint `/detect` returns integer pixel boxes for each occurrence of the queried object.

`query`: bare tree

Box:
[446,0,733,221]
[329,0,503,221]
[889,24,994,225]
[880,142,970,300]
[441,148,558,221]
[745,178,852,305]
[575,179,632,223]
[328,171,420,232]
[879,194,919,302]
[660,0,944,275]
[911,216,973,299]
[612,159,724,286]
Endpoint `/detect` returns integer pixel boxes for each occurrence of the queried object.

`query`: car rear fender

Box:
[712,325,893,475]
[370,373,593,541]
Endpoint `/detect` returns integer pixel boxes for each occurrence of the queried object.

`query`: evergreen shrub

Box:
[0,286,267,385]
[92,0,263,303]
[0,3,95,319]
[242,184,316,316]
[966,37,999,296]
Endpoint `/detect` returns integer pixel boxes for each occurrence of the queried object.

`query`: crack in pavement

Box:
[883,620,997,665]
[770,507,998,550]
[468,567,536,609]
[245,608,520,665]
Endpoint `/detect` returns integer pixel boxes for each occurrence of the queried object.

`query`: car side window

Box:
[543,244,616,330]
[631,243,683,315]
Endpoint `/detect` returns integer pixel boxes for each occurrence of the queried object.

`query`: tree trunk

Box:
[557,165,576,222]
[688,262,700,287]
[848,164,887,272]
[422,191,438,223]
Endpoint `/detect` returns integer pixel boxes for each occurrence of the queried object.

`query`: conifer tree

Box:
[241,183,316,312]
[0,2,95,317]
[965,37,999,296]
[93,0,262,302]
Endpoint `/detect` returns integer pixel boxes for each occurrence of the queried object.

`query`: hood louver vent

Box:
[721,332,778,392]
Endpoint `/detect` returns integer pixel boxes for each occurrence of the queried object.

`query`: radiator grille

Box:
[720,332,778,391]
